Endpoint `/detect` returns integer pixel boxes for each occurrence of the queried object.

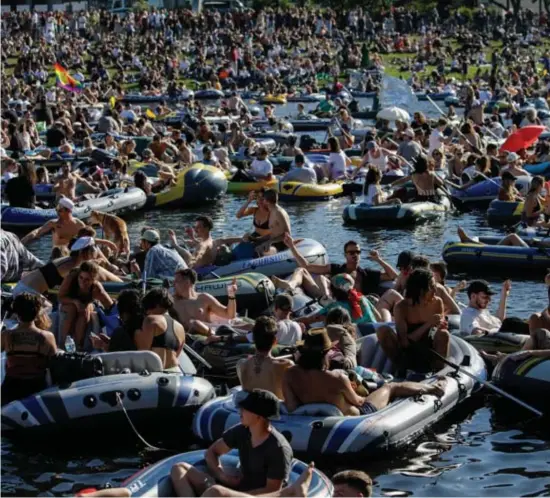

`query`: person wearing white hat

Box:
[499,152,530,178]
[20,197,85,251]
[11,235,121,299]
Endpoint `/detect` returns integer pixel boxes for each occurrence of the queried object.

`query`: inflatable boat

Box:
[278,181,343,201]
[0,187,147,230]
[442,238,550,272]
[120,91,194,103]
[196,238,328,280]
[416,91,455,101]
[193,334,485,456]
[492,352,550,411]
[343,197,452,227]
[2,351,215,439]
[226,177,278,195]
[486,200,524,226]
[463,332,527,354]
[259,94,287,105]
[525,162,550,178]
[194,89,225,100]
[451,177,530,207]
[144,164,228,208]
[86,450,333,497]
[252,117,333,132]
[286,93,325,103]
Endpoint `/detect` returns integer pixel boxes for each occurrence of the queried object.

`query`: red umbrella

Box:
[499,125,546,153]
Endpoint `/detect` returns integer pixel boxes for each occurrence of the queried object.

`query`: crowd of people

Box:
[2,2,550,496]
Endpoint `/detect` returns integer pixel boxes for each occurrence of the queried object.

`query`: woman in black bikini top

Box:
[236,188,271,237]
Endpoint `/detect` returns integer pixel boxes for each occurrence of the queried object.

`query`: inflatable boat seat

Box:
[99,351,163,375]
[359,334,393,374]
[288,403,344,417]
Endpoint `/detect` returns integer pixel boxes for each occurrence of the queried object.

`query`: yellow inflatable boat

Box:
[278,181,343,201]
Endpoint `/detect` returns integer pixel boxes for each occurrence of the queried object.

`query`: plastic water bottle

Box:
[65,336,76,353]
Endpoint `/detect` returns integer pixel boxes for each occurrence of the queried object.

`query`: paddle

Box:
[430,349,543,417]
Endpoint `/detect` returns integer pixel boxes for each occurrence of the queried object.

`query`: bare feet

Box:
[457,226,468,243]
[272,276,294,291]
[280,463,314,497]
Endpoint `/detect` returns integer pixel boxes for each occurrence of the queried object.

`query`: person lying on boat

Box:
[131,229,187,280]
[1,229,44,282]
[1,293,57,406]
[12,236,121,300]
[170,389,293,496]
[283,328,447,416]
[459,279,517,336]
[273,236,397,316]
[457,225,550,249]
[140,148,178,179]
[172,268,237,338]
[169,216,242,269]
[482,328,550,365]
[133,169,177,197]
[237,316,295,401]
[91,289,143,353]
[58,260,114,348]
[299,274,384,326]
[498,171,524,201]
[522,175,545,227]
[377,269,451,373]
[363,166,402,206]
[136,288,186,372]
[324,309,358,371]
[280,154,317,184]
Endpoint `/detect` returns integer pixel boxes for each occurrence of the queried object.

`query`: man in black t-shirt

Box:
[171,389,293,497]
[273,235,398,300]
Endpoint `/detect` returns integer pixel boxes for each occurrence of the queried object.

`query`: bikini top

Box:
[151,314,182,353]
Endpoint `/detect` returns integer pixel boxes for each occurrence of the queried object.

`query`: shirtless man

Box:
[20,197,85,249]
[173,268,237,336]
[237,316,294,400]
[169,216,242,269]
[247,189,291,256]
[53,162,77,201]
[283,328,446,416]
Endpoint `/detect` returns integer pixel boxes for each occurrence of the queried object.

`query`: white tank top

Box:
[366,151,387,172]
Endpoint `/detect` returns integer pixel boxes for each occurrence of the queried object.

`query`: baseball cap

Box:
[71,236,95,251]
[501,171,517,182]
[57,197,75,211]
[366,141,377,150]
[397,250,415,269]
[274,293,293,311]
[142,148,153,158]
[296,327,332,352]
[236,389,281,420]
[507,152,519,162]
[141,229,160,243]
[466,280,497,297]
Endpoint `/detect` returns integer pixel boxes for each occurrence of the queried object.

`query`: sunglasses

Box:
[346,250,361,255]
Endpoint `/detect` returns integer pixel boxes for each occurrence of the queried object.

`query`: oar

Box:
[183,343,212,370]
[430,349,543,417]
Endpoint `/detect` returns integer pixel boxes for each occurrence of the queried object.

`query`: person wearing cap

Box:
[132,228,187,280]
[278,235,397,305]
[460,279,512,335]
[170,388,293,496]
[283,328,446,416]
[280,154,317,184]
[397,127,422,163]
[500,152,530,178]
[498,170,523,201]
[11,235,120,299]
[20,197,85,249]
[237,316,294,400]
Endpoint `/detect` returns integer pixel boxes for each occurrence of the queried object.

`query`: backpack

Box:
[49,351,104,386]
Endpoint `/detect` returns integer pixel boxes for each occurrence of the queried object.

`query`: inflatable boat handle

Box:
[183,343,212,370]
[430,349,543,417]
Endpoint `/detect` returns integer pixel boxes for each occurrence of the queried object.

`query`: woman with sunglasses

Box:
[1,293,57,406]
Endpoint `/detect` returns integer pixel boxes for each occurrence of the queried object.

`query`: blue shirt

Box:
[143,244,187,279]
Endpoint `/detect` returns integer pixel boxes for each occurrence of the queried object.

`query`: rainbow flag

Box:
[54,63,83,93]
